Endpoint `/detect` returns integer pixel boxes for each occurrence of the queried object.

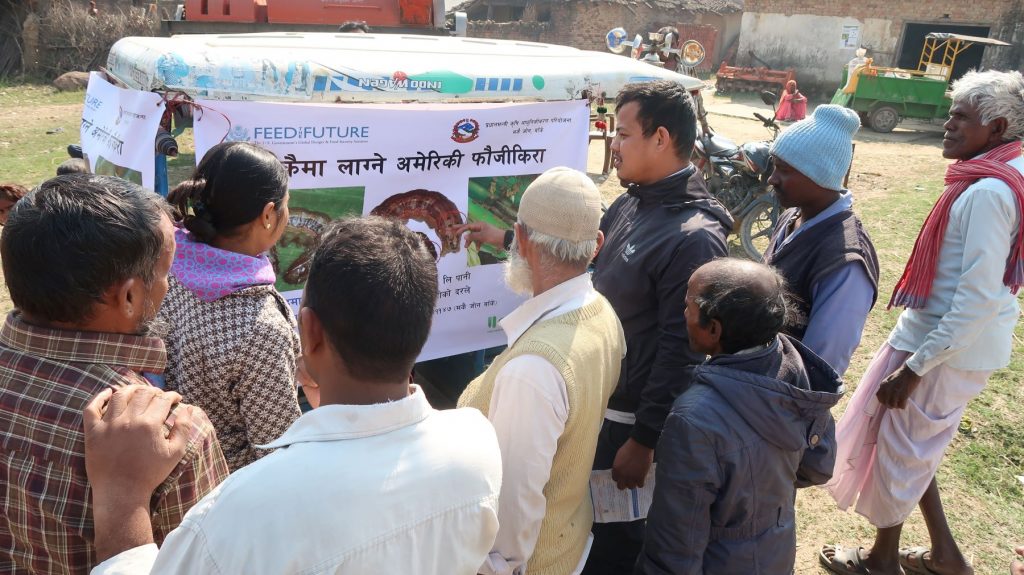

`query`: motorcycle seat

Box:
[702,134,739,157]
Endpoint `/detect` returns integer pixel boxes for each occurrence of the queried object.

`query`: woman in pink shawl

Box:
[775,80,808,122]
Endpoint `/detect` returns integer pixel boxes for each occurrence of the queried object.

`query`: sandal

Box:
[900,547,938,575]
[820,545,875,574]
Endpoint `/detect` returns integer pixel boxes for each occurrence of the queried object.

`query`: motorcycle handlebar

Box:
[753,112,772,126]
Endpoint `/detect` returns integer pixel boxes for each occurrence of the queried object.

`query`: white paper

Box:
[589,465,657,523]
[193,98,589,361]
[840,25,861,49]
[81,72,165,190]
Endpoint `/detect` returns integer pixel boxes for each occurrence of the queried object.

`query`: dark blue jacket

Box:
[593,168,732,447]
[635,335,842,575]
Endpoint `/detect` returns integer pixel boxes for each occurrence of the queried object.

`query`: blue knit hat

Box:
[770,105,860,191]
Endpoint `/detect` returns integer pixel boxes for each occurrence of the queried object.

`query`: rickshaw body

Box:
[106,32,706,405]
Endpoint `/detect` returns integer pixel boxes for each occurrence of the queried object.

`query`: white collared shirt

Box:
[480,273,600,575]
[91,386,502,575]
[889,155,1024,374]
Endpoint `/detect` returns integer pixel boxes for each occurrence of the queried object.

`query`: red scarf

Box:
[889,141,1024,309]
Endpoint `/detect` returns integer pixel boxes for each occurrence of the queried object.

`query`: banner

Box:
[81,73,164,190]
[194,99,590,360]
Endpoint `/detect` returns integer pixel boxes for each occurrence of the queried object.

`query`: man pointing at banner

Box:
[458,167,625,575]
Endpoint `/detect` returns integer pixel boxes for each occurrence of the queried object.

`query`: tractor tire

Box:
[868,106,900,133]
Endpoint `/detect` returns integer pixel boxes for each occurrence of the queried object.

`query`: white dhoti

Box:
[825,343,990,528]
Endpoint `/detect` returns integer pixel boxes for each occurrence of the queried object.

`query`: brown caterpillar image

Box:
[370,190,465,257]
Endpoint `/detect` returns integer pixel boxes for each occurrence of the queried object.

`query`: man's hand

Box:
[85,385,193,498]
[611,438,654,490]
[453,222,506,249]
[84,385,195,561]
[875,364,923,410]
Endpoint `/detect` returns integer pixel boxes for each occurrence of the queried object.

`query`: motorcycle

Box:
[693,90,782,261]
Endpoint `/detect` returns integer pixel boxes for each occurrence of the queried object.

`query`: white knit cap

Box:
[517,167,602,242]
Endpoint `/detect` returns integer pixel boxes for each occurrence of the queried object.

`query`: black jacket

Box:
[635,335,843,575]
[592,168,732,447]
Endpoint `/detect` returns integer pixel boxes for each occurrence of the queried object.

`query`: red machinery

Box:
[715,58,795,94]
[183,0,439,28]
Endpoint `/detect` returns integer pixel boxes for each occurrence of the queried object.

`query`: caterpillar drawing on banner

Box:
[270,208,332,285]
[370,190,465,257]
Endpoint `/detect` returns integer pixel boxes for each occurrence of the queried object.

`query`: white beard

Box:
[503,246,534,297]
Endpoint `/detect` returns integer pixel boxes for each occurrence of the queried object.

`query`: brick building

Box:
[737,0,1024,92]
[455,0,743,68]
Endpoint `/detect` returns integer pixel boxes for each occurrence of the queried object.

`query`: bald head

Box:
[687,258,788,355]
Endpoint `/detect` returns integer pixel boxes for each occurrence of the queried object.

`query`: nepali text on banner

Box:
[193,99,590,361]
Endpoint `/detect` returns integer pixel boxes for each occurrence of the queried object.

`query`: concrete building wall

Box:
[739,0,1024,92]
[703,11,741,64]
[738,12,897,87]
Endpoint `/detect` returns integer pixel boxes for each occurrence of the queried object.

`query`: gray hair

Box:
[950,70,1024,141]
[693,258,788,353]
[517,221,598,268]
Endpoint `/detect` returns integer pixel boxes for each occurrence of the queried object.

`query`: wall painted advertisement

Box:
[194,98,590,360]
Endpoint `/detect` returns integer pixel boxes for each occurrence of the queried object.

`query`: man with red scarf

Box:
[821,69,1024,575]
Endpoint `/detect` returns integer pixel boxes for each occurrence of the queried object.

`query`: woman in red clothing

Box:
[775,80,808,122]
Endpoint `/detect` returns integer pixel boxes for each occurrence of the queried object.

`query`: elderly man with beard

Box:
[821,70,1024,575]
[0,174,228,573]
[458,167,626,575]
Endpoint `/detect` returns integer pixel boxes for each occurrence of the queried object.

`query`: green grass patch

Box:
[0,83,87,107]
[0,86,84,187]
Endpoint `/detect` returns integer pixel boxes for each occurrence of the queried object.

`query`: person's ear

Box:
[513,222,531,258]
[990,117,1009,142]
[708,318,722,344]
[260,201,277,231]
[107,277,141,321]
[655,126,672,151]
[593,230,605,258]
[299,307,324,360]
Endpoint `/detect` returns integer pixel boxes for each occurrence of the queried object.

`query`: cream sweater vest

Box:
[458,296,624,575]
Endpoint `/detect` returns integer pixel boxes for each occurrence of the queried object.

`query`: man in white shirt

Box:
[821,70,1024,575]
[457,167,626,575]
[82,217,503,575]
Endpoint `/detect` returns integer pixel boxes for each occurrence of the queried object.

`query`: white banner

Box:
[81,72,164,190]
[193,99,590,360]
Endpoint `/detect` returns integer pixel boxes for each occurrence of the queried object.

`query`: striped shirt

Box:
[0,312,229,574]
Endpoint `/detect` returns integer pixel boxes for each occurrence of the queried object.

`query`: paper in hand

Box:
[589,464,656,523]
